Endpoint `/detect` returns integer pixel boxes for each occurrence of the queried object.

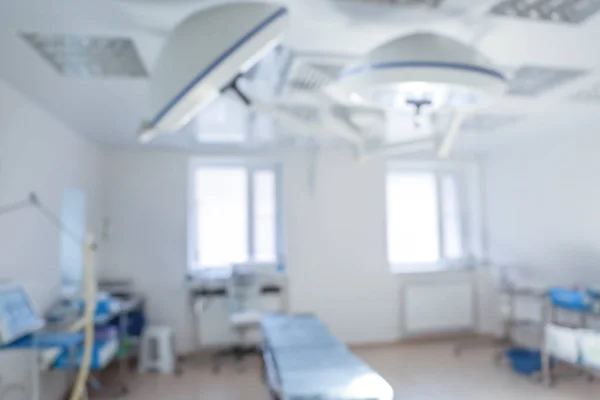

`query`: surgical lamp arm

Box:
[228,76,366,150]
[438,110,468,158]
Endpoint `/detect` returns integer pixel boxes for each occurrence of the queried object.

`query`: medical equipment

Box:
[0,284,45,345]
[262,314,394,400]
[140,2,289,142]
[186,266,287,355]
[329,32,507,157]
[0,193,97,400]
[213,264,264,372]
[579,330,600,370]
[541,289,600,385]
[455,280,548,366]
[506,348,546,376]
[139,2,373,152]
[545,324,581,364]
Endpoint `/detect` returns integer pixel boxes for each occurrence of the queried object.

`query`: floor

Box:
[108,343,598,400]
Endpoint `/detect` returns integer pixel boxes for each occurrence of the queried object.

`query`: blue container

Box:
[549,288,594,312]
[506,348,545,376]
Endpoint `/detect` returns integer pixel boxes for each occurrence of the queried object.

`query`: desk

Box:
[261,314,394,400]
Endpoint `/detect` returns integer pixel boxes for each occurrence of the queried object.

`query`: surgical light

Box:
[334,32,507,157]
[140,2,289,142]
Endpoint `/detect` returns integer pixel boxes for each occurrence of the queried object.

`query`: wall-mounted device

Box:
[0,284,45,345]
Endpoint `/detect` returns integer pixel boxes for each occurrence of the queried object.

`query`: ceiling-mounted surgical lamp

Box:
[139,2,289,142]
[330,32,507,157]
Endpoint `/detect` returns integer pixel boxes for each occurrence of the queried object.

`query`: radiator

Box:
[402,276,475,337]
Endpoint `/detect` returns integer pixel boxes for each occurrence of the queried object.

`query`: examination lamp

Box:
[139,2,289,142]
[332,32,507,157]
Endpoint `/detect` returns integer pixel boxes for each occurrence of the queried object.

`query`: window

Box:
[386,167,470,271]
[189,163,280,272]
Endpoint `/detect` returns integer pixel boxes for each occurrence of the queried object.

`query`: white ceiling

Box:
[1,0,600,154]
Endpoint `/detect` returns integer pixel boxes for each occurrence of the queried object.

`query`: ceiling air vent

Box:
[460,113,524,133]
[276,52,357,98]
[490,0,600,24]
[507,66,586,96]
[335,0,443,7]
[569,82,600,102]
[21,33,148,78]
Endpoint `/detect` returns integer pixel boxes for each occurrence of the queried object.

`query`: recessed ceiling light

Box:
[507,66,586,96]
[21,33,148,78]
[277,105,321,123]
[336,0,443,7]
[460,113,524,133]
[490,0,600,24]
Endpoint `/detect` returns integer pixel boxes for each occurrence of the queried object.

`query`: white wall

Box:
[100,150,196,352]
[283,150,400,344]
[0,80,104,400]
[482,129,600,337]
[101,147,484,352]
[484,131,600,286]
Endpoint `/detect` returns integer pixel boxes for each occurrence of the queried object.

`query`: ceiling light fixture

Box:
[460,113,524,133]
[140,2,289,142]
[331,32,507,157]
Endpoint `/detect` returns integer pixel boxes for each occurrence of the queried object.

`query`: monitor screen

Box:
[0,285,44,344]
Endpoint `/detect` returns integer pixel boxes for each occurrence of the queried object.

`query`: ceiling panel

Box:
[569,82,600,102]
[277,52,356,97]
[460,113,525,133]
[334,0,443,6]
[489,0,600,24]
[507,65,587,96]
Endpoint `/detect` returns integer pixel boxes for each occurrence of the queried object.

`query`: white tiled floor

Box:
[108,343,599,400]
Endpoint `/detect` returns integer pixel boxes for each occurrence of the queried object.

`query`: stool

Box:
[138,326,175,374]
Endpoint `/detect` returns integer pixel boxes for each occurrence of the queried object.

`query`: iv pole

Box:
[0,192,97,400]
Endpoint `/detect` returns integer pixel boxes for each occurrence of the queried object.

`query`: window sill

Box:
[389,263,475,275]
[187,268,232,282]
[186,262,283,282]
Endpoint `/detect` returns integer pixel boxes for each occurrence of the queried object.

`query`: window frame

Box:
[187,158,283,275]
[386,161,479,273]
